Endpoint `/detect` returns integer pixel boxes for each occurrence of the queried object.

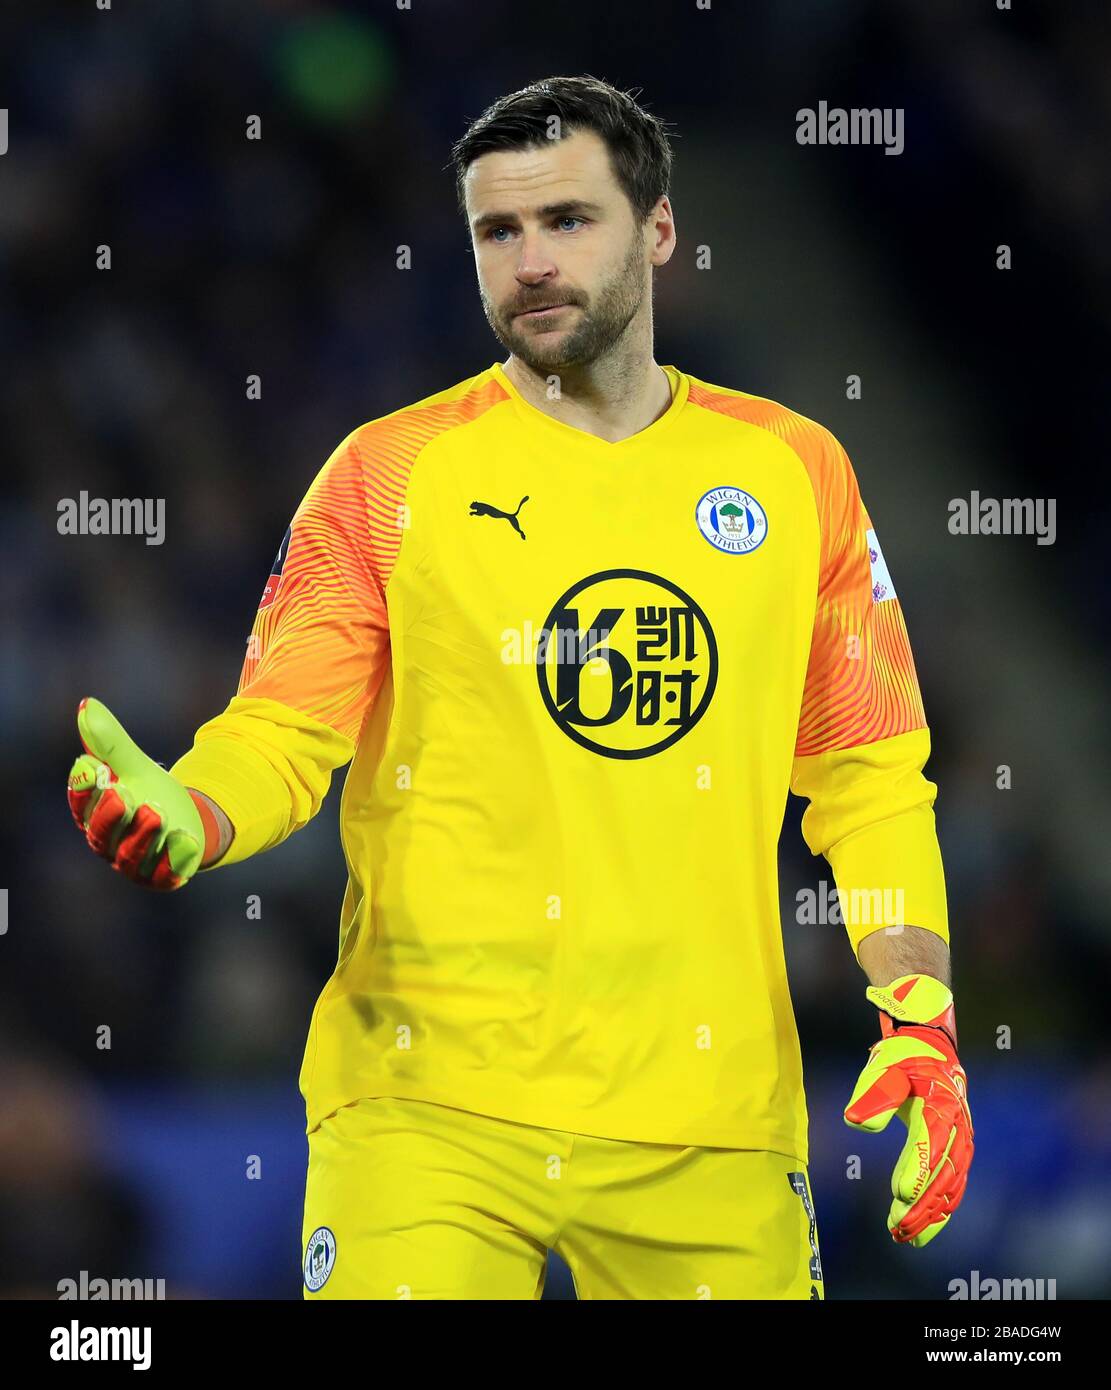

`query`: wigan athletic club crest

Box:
[694,486,768,554]
[303,1226,337,1292]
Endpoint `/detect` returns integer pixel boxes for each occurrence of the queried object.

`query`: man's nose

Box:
[514,234,557,283]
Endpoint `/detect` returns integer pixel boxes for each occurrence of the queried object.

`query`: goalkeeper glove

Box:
[844,972,973,1247]
[68,696,212,890]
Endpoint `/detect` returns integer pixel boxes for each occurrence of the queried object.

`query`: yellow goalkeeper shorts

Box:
[301,1095,824,1299]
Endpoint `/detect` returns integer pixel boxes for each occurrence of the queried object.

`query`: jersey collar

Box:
[490,361,689,451]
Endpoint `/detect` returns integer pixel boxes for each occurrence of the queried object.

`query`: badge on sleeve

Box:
[258,524,292,611]
[866,527,897,603]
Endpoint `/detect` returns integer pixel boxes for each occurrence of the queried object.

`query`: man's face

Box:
[464,129,656,373]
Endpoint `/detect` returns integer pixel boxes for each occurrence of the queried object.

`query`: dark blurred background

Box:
[1,0,1108,1300]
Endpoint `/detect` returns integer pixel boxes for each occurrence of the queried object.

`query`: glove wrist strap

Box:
[189,790,223,867]
[867,972,959,1051]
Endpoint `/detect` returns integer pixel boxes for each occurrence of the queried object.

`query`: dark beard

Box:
[482,231,646,373]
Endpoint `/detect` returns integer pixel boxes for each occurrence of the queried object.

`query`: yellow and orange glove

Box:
[844,972,973,1247]
[68,697,220,890]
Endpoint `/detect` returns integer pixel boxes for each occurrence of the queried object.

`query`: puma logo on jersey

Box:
[470,495,529,540]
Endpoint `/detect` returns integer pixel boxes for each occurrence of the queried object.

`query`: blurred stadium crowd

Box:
[1,0,1108,1298]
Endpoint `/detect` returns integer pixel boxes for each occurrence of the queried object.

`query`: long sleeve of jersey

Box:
[170,431,391,867]
[788,428,948,956]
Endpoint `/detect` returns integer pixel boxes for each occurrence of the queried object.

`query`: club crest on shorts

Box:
[303,1226,337,1291]
[695,486,768,554]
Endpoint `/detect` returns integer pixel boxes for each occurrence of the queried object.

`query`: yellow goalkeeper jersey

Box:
[171,362,947,1158]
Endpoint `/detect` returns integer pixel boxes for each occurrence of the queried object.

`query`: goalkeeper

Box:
[68,73,972,1298]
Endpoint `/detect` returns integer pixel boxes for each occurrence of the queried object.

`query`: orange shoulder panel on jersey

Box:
[237,374,508,743]
[687,381,926,755]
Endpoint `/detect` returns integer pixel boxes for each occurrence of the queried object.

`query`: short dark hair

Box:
[451,74,674,223]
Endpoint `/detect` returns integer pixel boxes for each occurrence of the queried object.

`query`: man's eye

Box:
[488,226,512,242]
[557,216,583,232]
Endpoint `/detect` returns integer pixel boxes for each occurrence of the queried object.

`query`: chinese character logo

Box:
[537,570,718,759]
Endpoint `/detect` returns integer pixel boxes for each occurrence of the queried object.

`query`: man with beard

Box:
[68,75,972,1299]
